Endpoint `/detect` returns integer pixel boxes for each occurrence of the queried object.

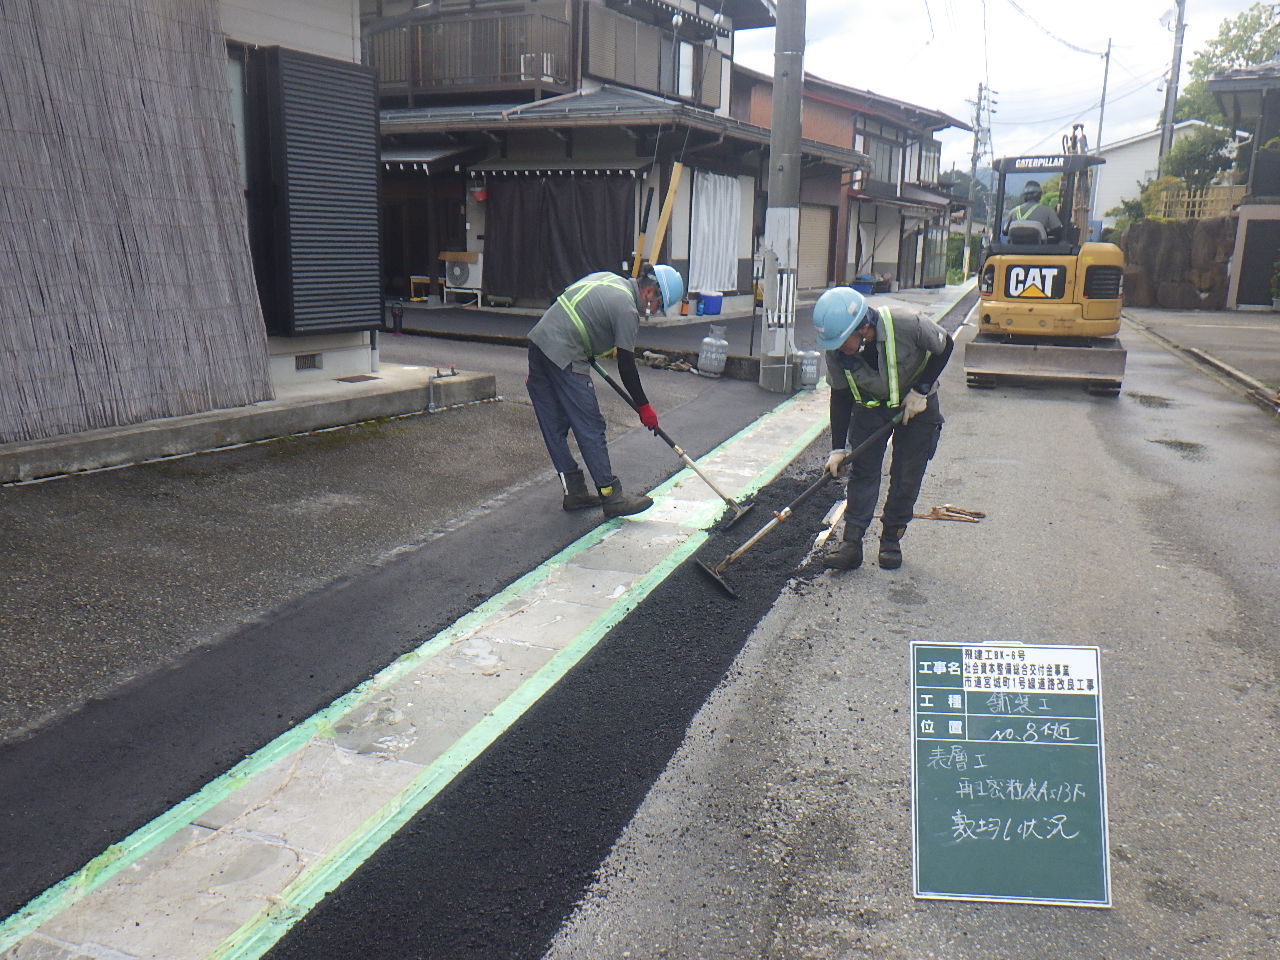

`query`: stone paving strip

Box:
[2,386,829,960]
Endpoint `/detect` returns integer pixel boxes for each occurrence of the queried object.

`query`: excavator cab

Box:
[967,128,1126,396]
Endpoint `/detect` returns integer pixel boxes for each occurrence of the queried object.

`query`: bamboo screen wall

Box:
[0,0,272,445]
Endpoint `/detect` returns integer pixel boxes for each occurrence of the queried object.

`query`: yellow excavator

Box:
[965,126,1126,396]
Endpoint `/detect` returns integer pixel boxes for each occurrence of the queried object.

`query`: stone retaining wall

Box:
[1120,216,1237,310]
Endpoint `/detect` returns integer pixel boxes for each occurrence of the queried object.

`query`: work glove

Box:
[637,402,659,431]
[824,448,847,478]
[901,388,929,424]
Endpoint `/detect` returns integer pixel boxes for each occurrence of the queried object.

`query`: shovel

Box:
[695,412,904,598]
[589,358,756,529]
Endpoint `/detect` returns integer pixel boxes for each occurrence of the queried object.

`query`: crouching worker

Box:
[812,286,953,570]
[526,264,684,519]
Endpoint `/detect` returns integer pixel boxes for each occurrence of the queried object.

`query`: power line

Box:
[993,66,1164,126]
[1002,0,1105,56]
[1015,72,1161,155]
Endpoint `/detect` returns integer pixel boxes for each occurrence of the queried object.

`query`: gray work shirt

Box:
[825,306,948,402]
[1003,201,1062,237]
[529,272,643,373]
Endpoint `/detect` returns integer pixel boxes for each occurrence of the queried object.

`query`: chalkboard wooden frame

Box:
[910,641,1111,907]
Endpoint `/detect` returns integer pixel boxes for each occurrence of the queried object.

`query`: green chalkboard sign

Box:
[911,642,1111,907]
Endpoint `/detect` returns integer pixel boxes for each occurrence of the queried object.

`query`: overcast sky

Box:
[733,0,1255,172]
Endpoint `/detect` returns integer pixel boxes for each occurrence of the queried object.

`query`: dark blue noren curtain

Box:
[485,175,634,300]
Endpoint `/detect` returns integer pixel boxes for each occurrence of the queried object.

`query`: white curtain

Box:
[688,169,740,294]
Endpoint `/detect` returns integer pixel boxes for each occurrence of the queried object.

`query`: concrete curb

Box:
[1,368,497,485]
[1124,312,1280,415]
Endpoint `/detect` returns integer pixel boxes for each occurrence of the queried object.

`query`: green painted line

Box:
[207,530,711,960]
[0,386,828,955]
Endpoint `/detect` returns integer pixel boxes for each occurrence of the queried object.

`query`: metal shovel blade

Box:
[720,500,757,531]
[695,559,738,599]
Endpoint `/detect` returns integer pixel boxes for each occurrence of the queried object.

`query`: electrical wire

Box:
[993,66,1164,126]
[1015,70,1162,154]
[1002,0,1104,56]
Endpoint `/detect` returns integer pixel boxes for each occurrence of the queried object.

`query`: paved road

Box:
[270,315,1279,959]
[536,318,1280,959]
[4,292,1277,958]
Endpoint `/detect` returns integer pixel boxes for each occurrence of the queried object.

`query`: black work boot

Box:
[560,470,602,511]
[824,526,865,570]
[599,481,653,518]
[878,524,907,569]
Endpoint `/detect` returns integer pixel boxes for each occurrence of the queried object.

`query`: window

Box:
[866,138,900,185]
[920,141,940,184]
[678,40,694,98]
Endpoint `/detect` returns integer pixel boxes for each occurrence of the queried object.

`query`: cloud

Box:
[733,0,1256,170]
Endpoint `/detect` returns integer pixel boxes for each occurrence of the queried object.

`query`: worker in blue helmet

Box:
[812,285,954,571]
[526,264,684,519]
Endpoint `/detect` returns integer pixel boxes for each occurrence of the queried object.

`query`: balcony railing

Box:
[369,13,572,96]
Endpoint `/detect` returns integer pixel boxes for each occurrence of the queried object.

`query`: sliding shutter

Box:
[255,47,382,335]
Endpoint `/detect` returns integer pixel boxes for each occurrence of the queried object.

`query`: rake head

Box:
[695,559,738,599]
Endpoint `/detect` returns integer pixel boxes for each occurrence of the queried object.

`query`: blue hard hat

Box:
[651,264,684,314]
[813,286,870,350]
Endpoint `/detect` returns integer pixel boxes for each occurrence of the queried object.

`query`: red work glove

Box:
[637,402,659,431]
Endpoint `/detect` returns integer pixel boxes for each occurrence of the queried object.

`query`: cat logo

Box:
[1005,265,1065,299]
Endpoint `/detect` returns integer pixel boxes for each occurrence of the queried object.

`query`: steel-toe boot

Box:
[560,470,601,510]
[878,524,907,569]
[824,526,865,570]
[599,481,652,518]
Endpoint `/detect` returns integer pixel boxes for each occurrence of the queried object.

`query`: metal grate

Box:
[1084,266,1124,300]
[295,353,322,371]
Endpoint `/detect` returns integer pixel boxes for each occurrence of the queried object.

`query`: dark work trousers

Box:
[526,343,616,490]
[842,396,943,538]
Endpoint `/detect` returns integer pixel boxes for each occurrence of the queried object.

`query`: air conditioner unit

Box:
[520,52,555,83]
[441,252,483,302]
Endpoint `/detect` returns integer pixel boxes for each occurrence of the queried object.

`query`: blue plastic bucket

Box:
[700,292,723,315]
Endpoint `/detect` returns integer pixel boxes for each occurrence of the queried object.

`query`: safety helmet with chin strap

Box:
[648,264,684,314]
[813,286,871,350]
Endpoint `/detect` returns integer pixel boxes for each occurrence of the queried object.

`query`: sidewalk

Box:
[1123,306,1280,410]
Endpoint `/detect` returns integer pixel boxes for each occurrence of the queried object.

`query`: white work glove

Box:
[825,448,848,478]
[901,388,929,424]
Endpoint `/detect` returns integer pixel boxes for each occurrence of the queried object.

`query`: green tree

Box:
[1039,173,1062,211]
[1160,124,1232,186]
[1174,3,1280,124]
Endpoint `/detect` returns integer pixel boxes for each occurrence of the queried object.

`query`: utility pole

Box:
[1089,39,1112,227]
[1096,39,1111,151]
[960,83,984,279]
[758,0,805,392]
[1158,0,1187,162]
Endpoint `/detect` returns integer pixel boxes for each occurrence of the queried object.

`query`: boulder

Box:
[1154,220,1193,281]
[1191,216,1237,268]
[1123,266,1154,307]
[1187,263,1227,293]
[1156,279,1203,310]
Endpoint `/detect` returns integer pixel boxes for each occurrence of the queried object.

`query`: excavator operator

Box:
[1003,180,1062,243]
